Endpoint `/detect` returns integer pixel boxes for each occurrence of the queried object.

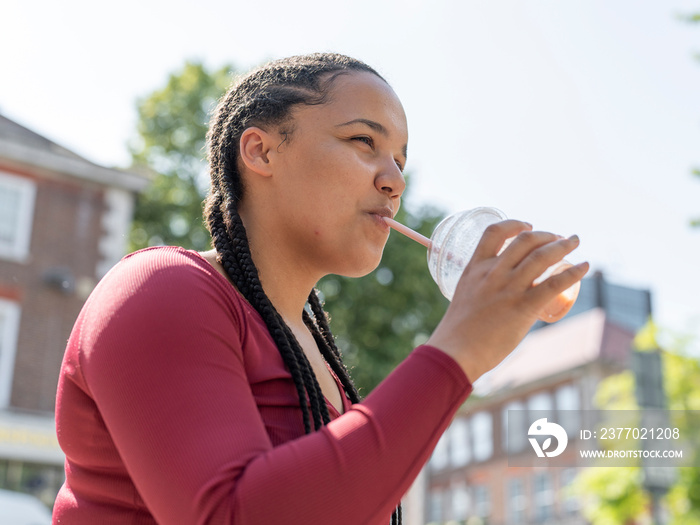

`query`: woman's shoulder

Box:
[72,246,270,366]
[89,246,254,325]
[109,246,226,290]
[119,245,213,274]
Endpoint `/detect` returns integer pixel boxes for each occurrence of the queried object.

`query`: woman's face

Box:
[258,71,408,279]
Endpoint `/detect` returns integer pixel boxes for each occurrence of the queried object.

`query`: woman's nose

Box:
[375,160,406,199]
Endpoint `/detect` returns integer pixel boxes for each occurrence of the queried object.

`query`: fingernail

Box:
[568,234,580,243]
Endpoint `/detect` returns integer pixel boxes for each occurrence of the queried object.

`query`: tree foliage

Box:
[570,323,700,524]
[128,60,450,394]
[129,60,235,251]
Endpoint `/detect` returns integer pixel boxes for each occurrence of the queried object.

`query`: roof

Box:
[0,114,149,192]
[473,308,634,395]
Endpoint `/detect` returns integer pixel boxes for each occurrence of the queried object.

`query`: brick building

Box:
[0,115,148,505]
[418,274,652,525]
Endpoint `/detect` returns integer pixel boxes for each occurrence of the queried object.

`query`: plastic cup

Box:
[389,207,580,323]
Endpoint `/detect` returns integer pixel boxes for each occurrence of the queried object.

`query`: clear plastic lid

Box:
[427,207,507,301]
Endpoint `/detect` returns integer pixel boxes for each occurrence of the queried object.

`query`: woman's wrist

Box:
[424,335,484,384]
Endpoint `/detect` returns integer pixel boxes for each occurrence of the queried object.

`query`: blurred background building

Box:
[0,114,147,506]
[412,274,652,525]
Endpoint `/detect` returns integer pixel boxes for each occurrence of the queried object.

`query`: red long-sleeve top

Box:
[53,247,472,524]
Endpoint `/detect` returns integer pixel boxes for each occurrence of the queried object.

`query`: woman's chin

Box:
[333,251,384,279]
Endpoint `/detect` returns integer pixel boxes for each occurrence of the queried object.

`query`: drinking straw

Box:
[384,218,432,249]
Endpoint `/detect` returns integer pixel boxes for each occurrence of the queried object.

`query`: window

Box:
[450,418,470,467]
[471,411,493,462]
[528,392,555,442]
[430,431,449,471]
[0,299,21,408]
[507,477,527,524]
[527,391,554,413]
[0,171,36,262]
[555,384,580,410]
[428,489,445,523]
[473,484,490,518]
[502,401,527,453]
[534,472,554,521]
[451,482,470,521]
[556,384,581,436]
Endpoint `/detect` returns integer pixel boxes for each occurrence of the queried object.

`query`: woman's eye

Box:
[353,136,374,147]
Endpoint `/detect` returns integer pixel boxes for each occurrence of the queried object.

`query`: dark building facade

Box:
[0,115,147,505]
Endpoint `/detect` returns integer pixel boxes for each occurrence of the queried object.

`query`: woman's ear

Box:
[239,127,275,178]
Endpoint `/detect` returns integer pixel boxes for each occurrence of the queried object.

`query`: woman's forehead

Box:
[298,72,408,138]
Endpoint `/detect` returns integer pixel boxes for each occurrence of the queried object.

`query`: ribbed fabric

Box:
[53,247,472,525]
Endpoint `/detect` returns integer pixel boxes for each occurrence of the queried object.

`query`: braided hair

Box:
[203,53,402,523]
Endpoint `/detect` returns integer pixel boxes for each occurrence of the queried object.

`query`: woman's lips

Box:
[368,212,391,232]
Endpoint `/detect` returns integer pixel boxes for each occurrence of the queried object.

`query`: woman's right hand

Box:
[425,219,589,383]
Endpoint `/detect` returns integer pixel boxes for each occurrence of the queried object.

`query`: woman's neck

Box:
[238,208,322,327]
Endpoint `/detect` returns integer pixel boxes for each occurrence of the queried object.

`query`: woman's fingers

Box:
[471,220,533,261]
[528,260,590,306]
[508,234,582,287]
[474,222,582,291]
[497,230,562,265]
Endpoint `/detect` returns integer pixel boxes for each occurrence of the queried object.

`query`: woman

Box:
[53,53,587,524]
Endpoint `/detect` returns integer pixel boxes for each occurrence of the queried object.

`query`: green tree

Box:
[129,60,234,251]
[570,323,700,524]
[128,60,450,393]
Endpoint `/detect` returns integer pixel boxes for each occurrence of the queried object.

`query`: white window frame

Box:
[450,417,471,467]
[0,171,37,262]
[0,299,21,408]
[471,411,493,462]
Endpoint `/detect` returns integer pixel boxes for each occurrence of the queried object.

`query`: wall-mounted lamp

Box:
[42,267,75,295]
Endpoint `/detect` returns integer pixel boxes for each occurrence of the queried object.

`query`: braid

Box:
[305,291,361,404]
[208,198,249,298]
[203,52,401,523]
[217,180,331,431]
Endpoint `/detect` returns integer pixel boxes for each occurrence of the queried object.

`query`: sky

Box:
[2,0,700,344]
